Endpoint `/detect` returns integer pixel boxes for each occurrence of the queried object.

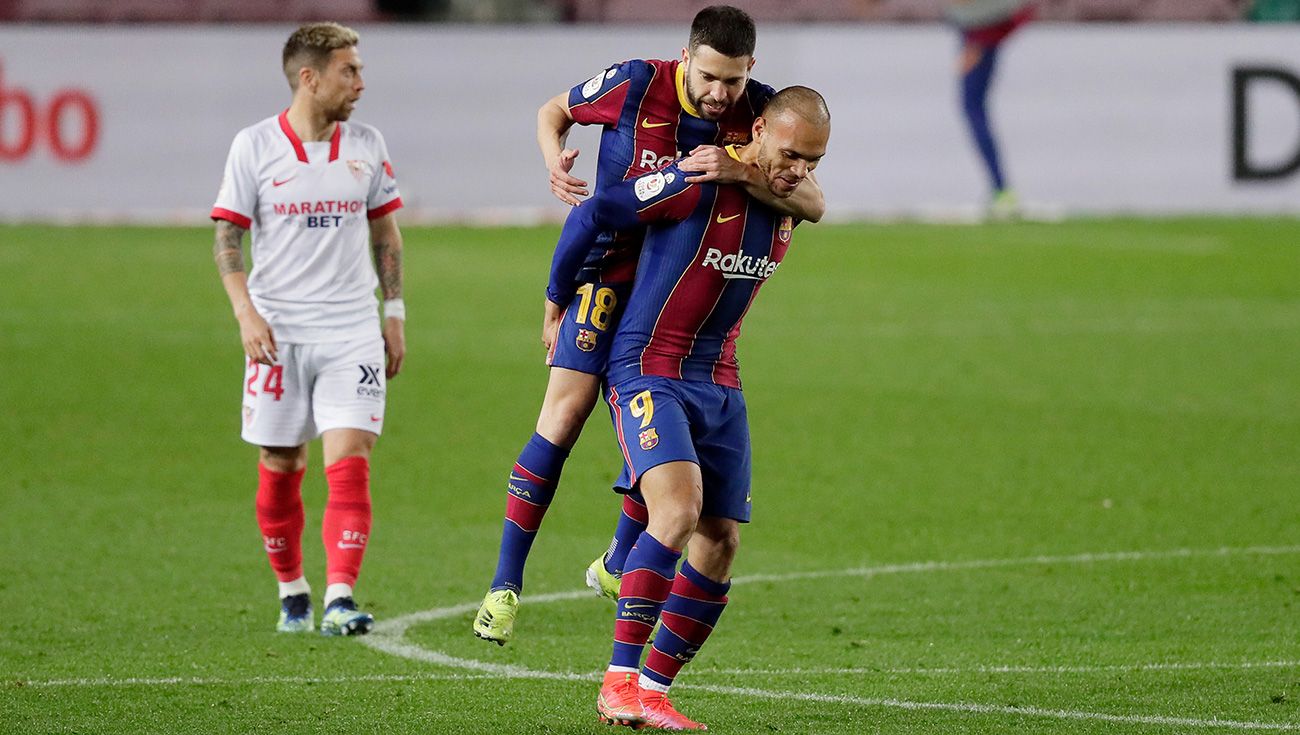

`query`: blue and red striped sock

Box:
[641,561,730,690]
[489,433,567,593]
[603,491,648,575]
[610,532,680,670]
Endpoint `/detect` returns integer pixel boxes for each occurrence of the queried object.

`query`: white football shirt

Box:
[212,111,403,343]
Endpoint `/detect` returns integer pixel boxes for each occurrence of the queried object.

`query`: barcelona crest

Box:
[638,428,659,450]
[576,328,598,352]
[778,216,793,243]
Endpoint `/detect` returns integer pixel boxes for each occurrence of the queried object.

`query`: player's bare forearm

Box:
[745,173,825,223]
[369,214,404,300]
[537,93,575,168]
[539,94,588,205]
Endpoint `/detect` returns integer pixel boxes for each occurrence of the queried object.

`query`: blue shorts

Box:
[607,375,752,522]
[547,281,632,376]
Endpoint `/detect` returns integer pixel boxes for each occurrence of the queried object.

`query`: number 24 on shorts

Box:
[246,358,285,401]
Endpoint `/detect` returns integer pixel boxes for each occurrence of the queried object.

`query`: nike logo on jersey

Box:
[715,213,742,224]
[272,176,296,187]
[640,118,672,129]
[370,415,382,422]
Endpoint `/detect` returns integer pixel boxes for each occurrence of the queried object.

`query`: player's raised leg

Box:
[319,428,377,636]
[474,367,598,645]
[258,444,313,632]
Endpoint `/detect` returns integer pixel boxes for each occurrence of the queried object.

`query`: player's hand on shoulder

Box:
[383,317,405,379]
[549,148,589,206]
[237,308,277,366]
[679,145,751,185]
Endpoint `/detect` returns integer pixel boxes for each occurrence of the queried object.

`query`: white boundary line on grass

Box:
[24,660,1300,690]
[359,544,1300,732]
[693,660,1300,677]
[17,672,497,688]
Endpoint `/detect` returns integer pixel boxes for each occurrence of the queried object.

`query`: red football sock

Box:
[323,456,372,587]
[256,463,306,583]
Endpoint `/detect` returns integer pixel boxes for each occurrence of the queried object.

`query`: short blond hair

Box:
[282,22,359,90]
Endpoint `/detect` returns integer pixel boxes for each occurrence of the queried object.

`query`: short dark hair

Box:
[688,5,756,58]
[763,86,831,126]
[282,22,359,91]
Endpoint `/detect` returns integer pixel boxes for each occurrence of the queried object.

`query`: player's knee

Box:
[260,445,306,473]
[715,528,740,562]
[536,397,596,448]
[699,521,740,563]
[649,500,702,548]
[321,429,375,466]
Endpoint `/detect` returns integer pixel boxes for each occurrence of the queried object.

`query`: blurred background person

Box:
[947,0,1036,219]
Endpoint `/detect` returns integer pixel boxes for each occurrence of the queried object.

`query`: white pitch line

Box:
[358,544,1300,732]
[370,544,1300,638]
[691,660,1300,677]
[17,672,497,689]
[730,544,1300,586]
[692,684,1300,732]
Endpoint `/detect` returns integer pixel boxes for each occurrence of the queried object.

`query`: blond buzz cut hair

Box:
[282,22,359,91]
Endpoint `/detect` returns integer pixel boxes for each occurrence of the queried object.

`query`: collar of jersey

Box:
[724,144,742,162]
[674,63,702,120]
[278,109,342,164]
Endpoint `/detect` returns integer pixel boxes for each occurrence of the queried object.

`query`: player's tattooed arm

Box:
[369,213,404,300]
[213,219,278,365]
[213,219,247,275]
[370,213,406,379]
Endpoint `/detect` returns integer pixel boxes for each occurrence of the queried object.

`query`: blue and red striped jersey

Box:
[562,59,774,285]
[551,149,797,390]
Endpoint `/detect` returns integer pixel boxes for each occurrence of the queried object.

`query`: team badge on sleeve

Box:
[582,68,617,98]
[635,172,667,202]
[576,328,598,352]
[778,216,793,243]
[638,428,659,450]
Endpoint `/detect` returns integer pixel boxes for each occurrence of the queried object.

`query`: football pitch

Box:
[2,218,1298,733]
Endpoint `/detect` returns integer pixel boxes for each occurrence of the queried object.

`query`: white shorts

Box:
[240,337,386,447]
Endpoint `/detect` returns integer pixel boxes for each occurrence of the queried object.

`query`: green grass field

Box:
[2,219,1298,734]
